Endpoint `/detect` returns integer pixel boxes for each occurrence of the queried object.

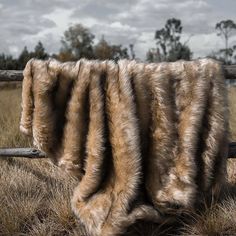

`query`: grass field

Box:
[1,85,236,235]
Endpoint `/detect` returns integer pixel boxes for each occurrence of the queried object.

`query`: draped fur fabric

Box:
[20,58,228,236]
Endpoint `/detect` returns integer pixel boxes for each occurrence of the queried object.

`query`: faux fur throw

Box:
[20,58,228,236]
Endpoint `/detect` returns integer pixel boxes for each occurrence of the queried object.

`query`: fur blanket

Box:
[20,58,229,236]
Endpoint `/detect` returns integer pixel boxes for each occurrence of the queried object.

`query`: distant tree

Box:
[55,48,76,62]
[94,37,129,61]
[149,18,192,62]
[94,37,113,60]
[56,24,132,62]
[18,46,30,62]
[110,44,129,61]
[32,41,48,59]
[146,48,161,62]
[17,42,48,69]
[168,43,192,61]
[17,46,31,69]
[129,44,135,60]
[155,28,168,61]
[215,20,236,64]
[0,54,18,70]
[60,24,95,60]
[165,18,182,50]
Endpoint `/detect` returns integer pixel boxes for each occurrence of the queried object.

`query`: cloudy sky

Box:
[0,0,236,60]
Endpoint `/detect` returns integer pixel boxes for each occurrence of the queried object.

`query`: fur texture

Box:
[20,58,229,236]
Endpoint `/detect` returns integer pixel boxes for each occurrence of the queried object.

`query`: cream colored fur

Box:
[20,58,229,236]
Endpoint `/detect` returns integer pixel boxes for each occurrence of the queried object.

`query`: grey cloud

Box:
[0,0,61,55]
[0,0,235,59]
[71,0,138,22]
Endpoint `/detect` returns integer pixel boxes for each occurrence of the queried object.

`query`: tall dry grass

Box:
[229,87,236,140]
[0,85,236,235]
[0,87,87,235]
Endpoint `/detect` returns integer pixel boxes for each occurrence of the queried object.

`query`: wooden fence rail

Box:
[0,65,236,159]
[0,70,23,81]
[0,148,46,158]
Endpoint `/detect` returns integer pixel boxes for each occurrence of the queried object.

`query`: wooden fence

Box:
[1,64,236,159]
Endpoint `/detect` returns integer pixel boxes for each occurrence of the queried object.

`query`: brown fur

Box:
[20,58,229,236]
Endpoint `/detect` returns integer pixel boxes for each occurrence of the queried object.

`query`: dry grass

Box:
[0,85,236,235]
[228,87,236,140]
[0,87,87,235]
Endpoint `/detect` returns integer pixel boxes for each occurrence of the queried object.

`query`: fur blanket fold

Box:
[20,58,229,236]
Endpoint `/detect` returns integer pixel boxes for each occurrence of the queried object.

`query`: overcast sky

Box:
[0,0,236,60]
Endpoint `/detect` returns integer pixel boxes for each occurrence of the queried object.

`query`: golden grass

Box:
[0,85,236,235]
[0,87,87,235]
[228,87,236,140]
[0,88,31,147]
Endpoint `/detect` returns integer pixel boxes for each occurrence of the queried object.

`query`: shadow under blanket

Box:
[20,58,229,236]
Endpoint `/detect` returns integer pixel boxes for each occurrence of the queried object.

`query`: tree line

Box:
[0,18,236,70]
